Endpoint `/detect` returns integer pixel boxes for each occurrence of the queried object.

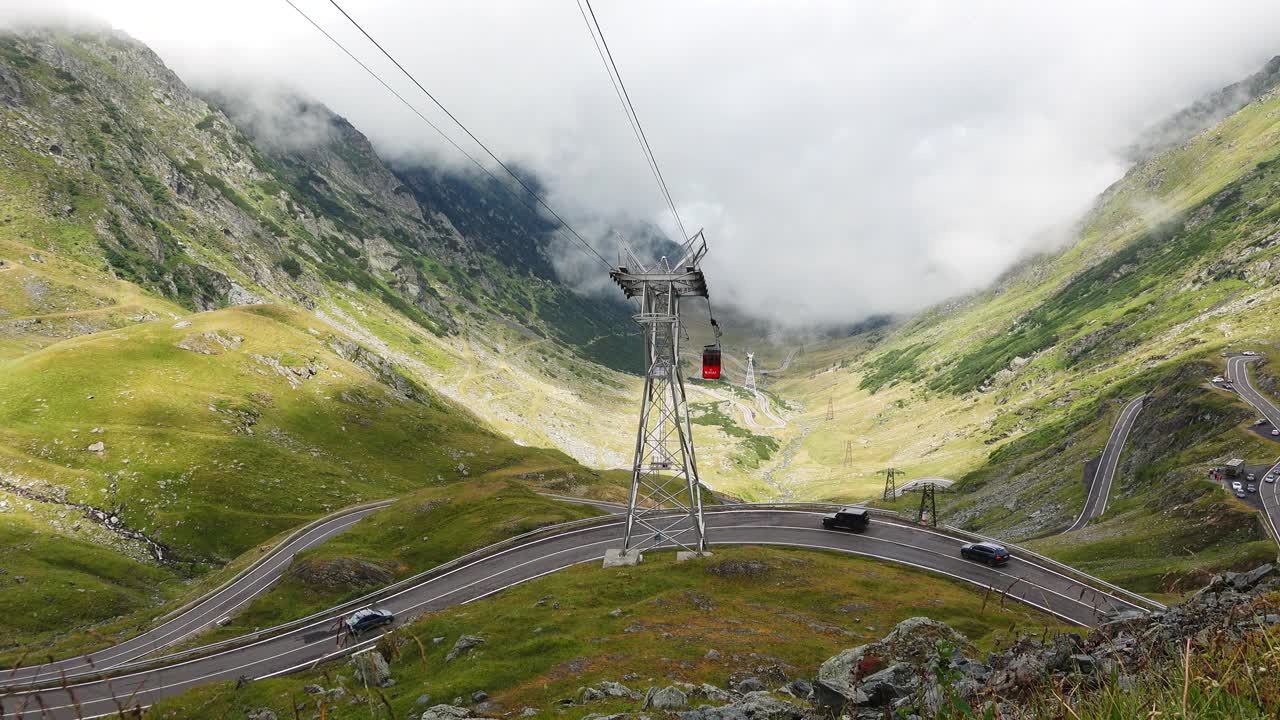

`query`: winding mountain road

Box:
[1225,355,1280,542]
[2,506,1157,719]
[1064,395,1146,533]
[3,500,392,688]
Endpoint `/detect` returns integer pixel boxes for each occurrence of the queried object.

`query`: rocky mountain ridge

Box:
[0,24,651,468]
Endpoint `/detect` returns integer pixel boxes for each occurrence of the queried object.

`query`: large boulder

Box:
[597,681,638,699]
[644,686,689,710]
[874,617,972,664]
[350,650,393,687]
[692,683,734,703]
[421,705,471,720]
[1243,563,1276,589]
[446,634,486,662]
[815,616,970,710]
[858,662,919,707]
[782,679,813,699]
[577,687,605,704]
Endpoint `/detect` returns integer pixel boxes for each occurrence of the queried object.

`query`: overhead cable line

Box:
[283,0,611,271]
[573,0,682,243]
[578,0,688,243]
[324,0,613,269]
[576,1,717,347]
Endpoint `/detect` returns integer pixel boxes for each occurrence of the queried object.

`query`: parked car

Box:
[1244,351,1259,356]
[1232,481,1244,491]
[1265,473,1276,484]
[1248,484,1258,493]
[1237,489,1249,498]
[1225,383,1235,390]
[1256,419,1269,426]
[821,507,870,532]
[1213,376,1225,383]
[959,542,1010,566]
[1247,473,1257,482]
[346,608,395,635]
[1272,429,1279,436]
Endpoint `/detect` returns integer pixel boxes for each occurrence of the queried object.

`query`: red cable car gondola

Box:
[702,344,722,379]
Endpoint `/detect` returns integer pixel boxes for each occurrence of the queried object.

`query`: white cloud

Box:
[5,0,1280,325]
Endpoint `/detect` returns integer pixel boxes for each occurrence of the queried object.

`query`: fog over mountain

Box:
[7,0,1280,325]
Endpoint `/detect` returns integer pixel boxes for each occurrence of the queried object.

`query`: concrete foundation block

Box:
[603,548,642,567]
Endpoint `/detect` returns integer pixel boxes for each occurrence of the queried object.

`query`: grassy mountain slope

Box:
[0,295,633,653]
[0,26,644,473]
[0,26,651,657]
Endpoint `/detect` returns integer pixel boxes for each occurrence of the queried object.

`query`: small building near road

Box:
[1225,458,1245,477]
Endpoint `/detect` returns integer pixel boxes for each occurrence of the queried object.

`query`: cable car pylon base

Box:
[606,231,713,565]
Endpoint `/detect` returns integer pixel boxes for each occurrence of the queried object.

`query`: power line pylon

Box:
[843,441,853,467]
[605,232,712,565]
[744,352,757,395]
[916,482,938,527]
[879,467,905,500]
[825,396,835,421]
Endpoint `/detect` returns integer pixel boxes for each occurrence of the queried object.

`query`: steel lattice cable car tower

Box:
[744,352,757,395]
[606,231,712,563]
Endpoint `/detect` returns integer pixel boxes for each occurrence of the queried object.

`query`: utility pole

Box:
[825,397,835,421]
[604,232,712,566]
[744,352,757,395]
[916,482,938,527]
[843,440,853,467]
[879,467,905,500]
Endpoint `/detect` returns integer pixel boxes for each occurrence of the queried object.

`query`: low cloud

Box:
[210,88,338,154]
[7,1,1280,326]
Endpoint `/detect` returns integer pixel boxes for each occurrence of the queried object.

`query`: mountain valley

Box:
[0,17,1279,720]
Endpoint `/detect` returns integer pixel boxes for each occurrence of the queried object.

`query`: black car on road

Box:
[821,507,870,532]
[959,542,1010,566]
[346,607,395,635]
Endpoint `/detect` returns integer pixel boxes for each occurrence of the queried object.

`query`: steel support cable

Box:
[573,0,681,242]
[282,0,612,273]
[579,0,689,243]
[324,0,613,269]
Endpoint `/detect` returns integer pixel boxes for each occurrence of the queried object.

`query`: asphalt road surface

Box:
[1225,355,1280,542]
[3,500,392,688]
[1064,395,1146,533]
[2,508,1151,719]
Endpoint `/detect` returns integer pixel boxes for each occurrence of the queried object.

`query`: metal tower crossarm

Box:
[608,231,711,560]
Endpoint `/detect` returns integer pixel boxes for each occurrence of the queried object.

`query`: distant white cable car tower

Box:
[744,352,757,395]
[604,232,713,565]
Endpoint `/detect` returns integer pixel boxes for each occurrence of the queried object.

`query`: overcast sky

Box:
[8,1,1280,325]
